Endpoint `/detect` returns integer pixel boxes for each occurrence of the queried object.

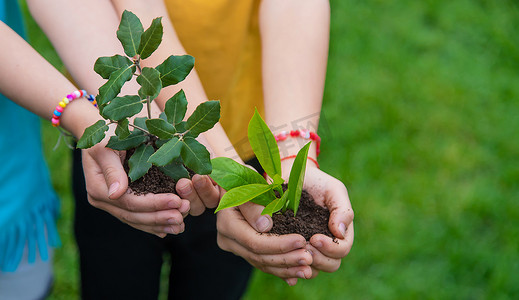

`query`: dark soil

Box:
[123,147,186,195]
[270,188,334,241]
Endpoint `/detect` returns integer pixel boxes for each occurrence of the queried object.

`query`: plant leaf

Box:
[94,55,133,79]
[215,184,273,213]
[248,108,281,179]
[155,55,194,87]
[128,144,154,181]
[159,158,189,181]
[181,137,212,174]
[137,17,163,59]
[287,142,311,215]
[137,67,162,100]
[117,10,143,57]
[97,65,134,107]
[115,119,130,140]
[133,117,148,133]
[146,118,176,139]
[210,157,268,191]
[102,95,143,121]
[185,101,220,137]
[148,137,183,166]
[164,89,188,124]
[106,131,148,151]
[77,120,108,149]
[262,191,289,217]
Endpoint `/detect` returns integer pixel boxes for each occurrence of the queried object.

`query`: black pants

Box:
[72,149,254,300]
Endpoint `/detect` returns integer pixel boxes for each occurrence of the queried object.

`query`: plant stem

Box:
[128,123,151,135]
[146,96,151,119]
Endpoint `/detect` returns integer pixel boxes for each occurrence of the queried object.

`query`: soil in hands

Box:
[270,187,334,241]
[123,147,191,195]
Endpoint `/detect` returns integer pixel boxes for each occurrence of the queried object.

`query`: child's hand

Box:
[175,174,221,216]
[81,142,190,238]
[216,205,313,285]
[282,161,355,279]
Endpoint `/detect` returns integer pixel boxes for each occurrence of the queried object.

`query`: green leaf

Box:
[137,17,163,59]
[97,65,134,107]
[146,118,176,139]
[186,101,220,137]
[159,111,168,121]
[155,55,194,87]
[137,67,162,100]
[77,120,108,149]
[159,159,189,181]
[117,10,143,57]
[248,108,281,179]
[262,191,289,217]
[94,55,134,79]
[134,117,148,132]
[215,184,273,213]
[103,95,143,121]
[210,157,268,191]
[287,142,311,215]
[272,174,284,186]
[181,137,212,174]
[164,90,188,124]
[106,131,147,151]
[128,144,154,181]
[148,137,183,166]
[115,119,130,140]
[175,121,187,133]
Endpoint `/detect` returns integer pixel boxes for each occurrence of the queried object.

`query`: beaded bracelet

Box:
[281,155,320,169]
[51,90,97,127]
[275,129,321,156]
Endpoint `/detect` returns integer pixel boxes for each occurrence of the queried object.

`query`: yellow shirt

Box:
[165,0,263,160]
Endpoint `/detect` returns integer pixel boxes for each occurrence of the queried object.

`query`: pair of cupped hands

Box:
[82,140,354,286]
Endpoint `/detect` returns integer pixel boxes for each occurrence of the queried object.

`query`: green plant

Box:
[77,10,220,181]
[212,109,310,216]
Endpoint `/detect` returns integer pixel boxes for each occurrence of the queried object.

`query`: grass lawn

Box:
[21,0,519,299]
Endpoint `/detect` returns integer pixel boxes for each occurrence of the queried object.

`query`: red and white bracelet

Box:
[275,129,321,156]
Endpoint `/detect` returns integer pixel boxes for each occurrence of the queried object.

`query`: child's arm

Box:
[0,20,187,238]
[258,0,353,282]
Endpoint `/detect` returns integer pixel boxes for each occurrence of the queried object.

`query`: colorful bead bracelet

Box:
[275,129,321,156]
[51,90,97,127]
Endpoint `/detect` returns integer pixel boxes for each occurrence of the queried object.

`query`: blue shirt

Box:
[0,0,60,272]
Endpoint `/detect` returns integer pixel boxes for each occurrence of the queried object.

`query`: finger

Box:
[309,221,354,259]
[239,201,273,233]
[176,178,205,216]
[217,208,306,254]
[306,244,342,273]
[285,278,298,286]
[88,192,183,213]
[129,222,185,237]
[217,233,312,279]
[87,146,128,200]
[309,267,320,279]
[325,181,354,239]
[192,174,220,209]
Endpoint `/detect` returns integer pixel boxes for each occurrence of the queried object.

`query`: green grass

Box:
[21,0,519,299]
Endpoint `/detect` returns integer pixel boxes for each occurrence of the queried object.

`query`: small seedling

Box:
[77,10,220,182]
[212,109,311,216]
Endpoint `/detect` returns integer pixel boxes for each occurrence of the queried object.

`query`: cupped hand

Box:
[282,160,355,278]
[216,204,313,286]
[175,174,221,216]
[81,142,190,238]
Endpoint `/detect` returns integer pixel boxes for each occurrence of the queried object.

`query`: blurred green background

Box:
[20,0,519,299]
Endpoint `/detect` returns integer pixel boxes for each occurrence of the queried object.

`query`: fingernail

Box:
[168,218,178,225]
[298,259,307,266]
[307,249,314,257]
[314,241,323,248]
[168,200,180,209]
[193,176,204,189]
[108,182,119,197]
[256,216,270,232]
[339,222,347,238]
[296,271,306,279]
[178,183,192,195]
[294,240,305,249]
